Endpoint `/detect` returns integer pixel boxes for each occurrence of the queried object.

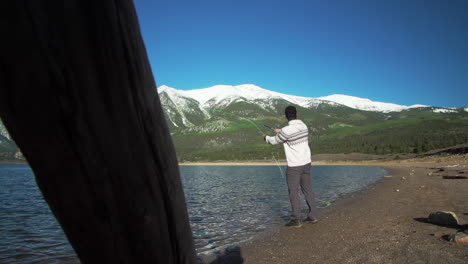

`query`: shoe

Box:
[303,217,318,224]
[285,220,302,228]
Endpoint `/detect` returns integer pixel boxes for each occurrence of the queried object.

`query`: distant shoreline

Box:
[179,161,380,166]
[2,152,464,168]
[0,160,27,164]
[179,161,286,166]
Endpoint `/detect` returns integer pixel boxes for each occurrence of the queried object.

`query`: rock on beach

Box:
[428,211,459,227]
[449,232,468,244]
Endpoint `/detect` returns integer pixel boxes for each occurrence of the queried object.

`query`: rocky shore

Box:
[202,154,468,263]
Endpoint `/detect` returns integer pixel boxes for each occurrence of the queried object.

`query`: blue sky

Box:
[134,0,467,107]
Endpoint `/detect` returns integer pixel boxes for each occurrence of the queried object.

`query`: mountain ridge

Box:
[0,84,466,162]
[157,84,438,113]
[154,84,467,161]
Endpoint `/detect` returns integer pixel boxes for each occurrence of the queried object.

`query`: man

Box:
[262,106,318,227]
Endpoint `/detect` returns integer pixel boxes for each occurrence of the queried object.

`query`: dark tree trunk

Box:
[0,1,196,263]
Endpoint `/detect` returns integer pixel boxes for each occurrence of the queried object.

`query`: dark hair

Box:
[285,106,297,120]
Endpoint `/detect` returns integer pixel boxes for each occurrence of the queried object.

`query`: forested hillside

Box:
[1,86,467,162]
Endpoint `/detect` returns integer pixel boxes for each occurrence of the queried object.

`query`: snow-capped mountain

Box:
[158,84,327,109]
[317,94,428,113]
[158,84,338,129]
[155,85,467,161]
[0,84,466,162]
[157,84,428,113]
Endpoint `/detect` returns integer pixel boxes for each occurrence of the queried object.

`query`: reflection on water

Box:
[0,164,386,261]
[180,165,387,254]
[181,166,290,253]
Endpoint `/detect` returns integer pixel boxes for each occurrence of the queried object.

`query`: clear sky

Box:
[133,0,467,107]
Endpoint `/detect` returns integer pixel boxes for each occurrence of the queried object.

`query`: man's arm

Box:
[263,129,288,145]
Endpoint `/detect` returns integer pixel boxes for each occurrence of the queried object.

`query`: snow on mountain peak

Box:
[183,84,264,106]
[184,84,274,105]
[157,85,178,95]
[160,84,320,108]
[157,84,431,113]
[318,94,428,113]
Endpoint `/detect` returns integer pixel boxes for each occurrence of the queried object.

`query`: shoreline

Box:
[198,164,390,263]
[199,166,391,263]
[179,160,390,166]
[3,155,467,263]
[239,155,468,263]
[0,160,27,164]
[199,155,468,263]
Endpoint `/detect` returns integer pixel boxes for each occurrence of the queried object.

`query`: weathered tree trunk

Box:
[0,1,196,263]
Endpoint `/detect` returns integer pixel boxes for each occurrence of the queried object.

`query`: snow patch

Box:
[318,94,430,113]
[433,108,457,113]
[181,84,321,108]
[408,104,430,109]
[170,120,179,127]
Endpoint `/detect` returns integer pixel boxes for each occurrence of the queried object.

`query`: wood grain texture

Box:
[0,1,196,263]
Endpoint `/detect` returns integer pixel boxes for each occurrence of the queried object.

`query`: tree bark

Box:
[0,1,196,263]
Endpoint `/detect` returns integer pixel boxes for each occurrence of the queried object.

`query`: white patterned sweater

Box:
[265,119,312,167]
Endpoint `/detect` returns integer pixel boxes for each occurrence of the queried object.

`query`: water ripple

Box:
[0,164,386,261]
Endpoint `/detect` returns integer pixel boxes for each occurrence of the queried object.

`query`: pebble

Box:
[449,231,468,244]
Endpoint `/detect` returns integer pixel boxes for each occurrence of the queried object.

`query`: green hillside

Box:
[1,100,467,162]
[168,101,468,161]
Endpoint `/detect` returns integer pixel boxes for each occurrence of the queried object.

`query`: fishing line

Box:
[214,108,264,134]
[272,154,284,179]
[243,118,263,134]
[272,154,331,209]
[214,108,333,208]
[264,123,331,208]
[224,112,331,207]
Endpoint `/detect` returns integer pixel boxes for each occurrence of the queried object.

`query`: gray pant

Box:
[286,163,318,221]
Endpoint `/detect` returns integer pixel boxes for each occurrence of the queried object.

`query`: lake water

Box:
[0,164,387,263]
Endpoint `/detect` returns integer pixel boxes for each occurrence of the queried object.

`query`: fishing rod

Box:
[248,120,331,208]
[229,114,333,208]
[215,111,333,209]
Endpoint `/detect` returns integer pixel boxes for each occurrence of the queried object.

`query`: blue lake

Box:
[0,163,387,262]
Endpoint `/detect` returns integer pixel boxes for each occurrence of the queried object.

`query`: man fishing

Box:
[262,106,319,227]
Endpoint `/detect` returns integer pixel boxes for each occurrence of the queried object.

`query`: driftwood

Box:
[0,1,196,263]
[428,166,468,180]
[442,176,468,179]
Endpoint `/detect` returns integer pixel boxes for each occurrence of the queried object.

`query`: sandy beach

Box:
[203,155,468,263]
